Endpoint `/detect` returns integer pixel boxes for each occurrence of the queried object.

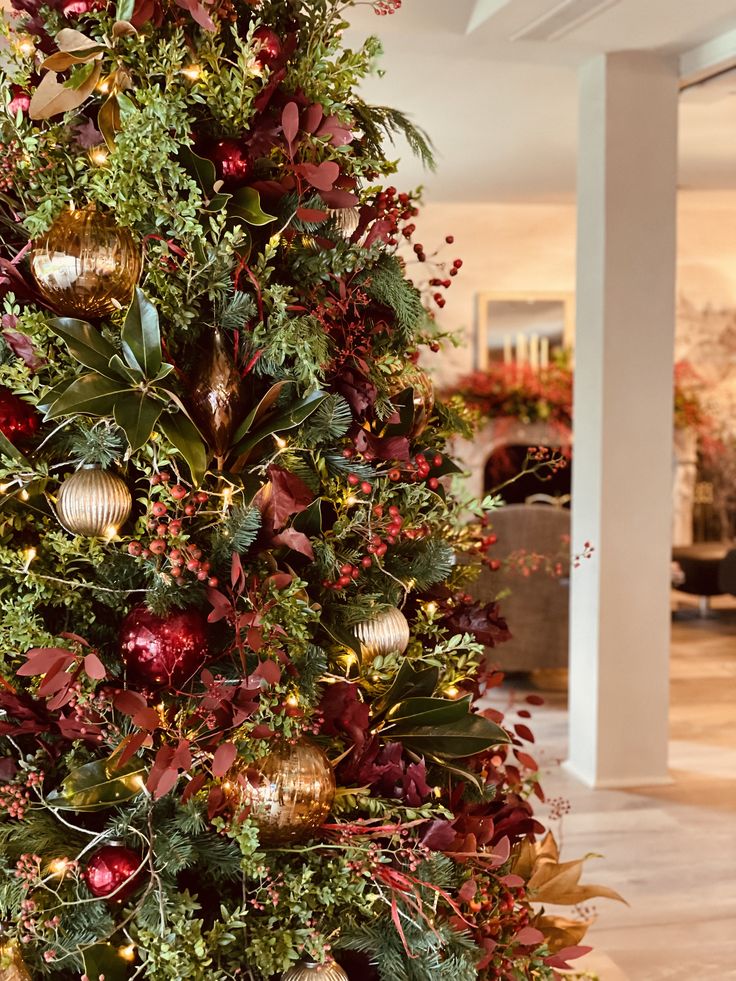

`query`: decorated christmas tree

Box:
[0,1,618,978]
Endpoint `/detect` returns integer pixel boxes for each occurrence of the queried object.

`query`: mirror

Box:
[475,291,575,369]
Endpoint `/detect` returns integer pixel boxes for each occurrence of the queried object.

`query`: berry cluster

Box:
[385,451,445,491]
[373,0,402,15]
[373,185,419,244]
[124,475,218,587]
[0,771,42,820]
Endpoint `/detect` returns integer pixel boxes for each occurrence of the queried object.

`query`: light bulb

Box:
[89,147,109,167]
[118,944,136,962]
[181,64,202,81]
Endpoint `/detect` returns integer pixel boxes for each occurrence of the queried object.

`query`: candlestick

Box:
[529,334,539,372]
[516,332,527,368]
[540,337,550,370]
[503,335,512,365]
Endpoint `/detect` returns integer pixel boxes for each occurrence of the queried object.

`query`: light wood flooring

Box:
[485,595,736,980]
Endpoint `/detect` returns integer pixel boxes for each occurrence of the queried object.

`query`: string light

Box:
[22,547,36,571]
[104,525,118,540]
[48,857,71,878]
[346,495,358,506]
[221,486,233,512]
[274,436,287,449]
[97,78,111,94]
[17,35,35,57]
[118,944,136,962]
[286,693,299,708]
[0,483,10,493]
[425,601,438,616]
[180,64,202,81]
[445,685,460,699]
[89,146,110,167]
[19,489,29,501]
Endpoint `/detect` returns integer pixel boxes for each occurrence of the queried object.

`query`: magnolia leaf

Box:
[233,382,285,443]
[29,62,101,119]
[113,391,163,453]
[321,618,362,658]
[46,373,130,419]
[179,145,218,195]
[108,353,143,383]
[232,390,329,458]
[372,661,440,718]
[0,428,31,466]
[112,19,138,37]
[121,289,162,378]
[56,28,106,54]
[48,317,118,378]
[83,945,130,981]
[518,832,627,907]
[115,0,135,22]
[158,412,208,486]
[389,712,510,759]
[424,753,485,794]
[384,695,472,728]
[230,187,277,226]
[46,754,145,811]
[98,91,121,150]
[535,914,591,954]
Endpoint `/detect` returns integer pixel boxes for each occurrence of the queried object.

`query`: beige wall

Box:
[424,190,736,389]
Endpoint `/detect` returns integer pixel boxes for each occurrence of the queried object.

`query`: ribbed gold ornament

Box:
[355,606,410,662]
[328,206,360,239]
[29,204,141,319]
[282,960,349,981]
[388,365,435,438]
[55,467,132,537]
[186,330,247,459]
[0,943,31,981]
[231,739,335,846]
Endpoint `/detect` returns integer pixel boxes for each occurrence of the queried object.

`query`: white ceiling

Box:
[346,0,736,202]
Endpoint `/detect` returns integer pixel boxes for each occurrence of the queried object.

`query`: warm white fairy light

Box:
[274,436,287,449]
[286,693,299,707]
[105,525,118,540]
[48,857,71,878]
[19,488,29,501]
[17,36,35,57]
[181,64,202,81]
[425,601,438,616]
[118,944,136,962]
[445,685,460,699]
[89,146,109,167]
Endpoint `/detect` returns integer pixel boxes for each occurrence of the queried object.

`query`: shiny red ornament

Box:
[120,606,208,688]
[0,387,39,446]
[208,139,252,190]
[83,844,141,902]
[253,26,282,68]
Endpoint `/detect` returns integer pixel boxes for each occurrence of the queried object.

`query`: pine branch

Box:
[352,100,437,172]
[360,253,425,344]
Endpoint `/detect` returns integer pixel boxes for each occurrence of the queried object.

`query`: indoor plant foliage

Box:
[0,1,609,978]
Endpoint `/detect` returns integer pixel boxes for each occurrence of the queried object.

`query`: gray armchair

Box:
[469,503,571,673]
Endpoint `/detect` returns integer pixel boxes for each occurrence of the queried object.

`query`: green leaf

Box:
[232,390,329,458]
[46,374,130,419]
[98,90,121,151]
[46,755,145,811]
[48,317,119,378]
[0,429,31,465]
[158,412,208,487]
[372,661,439,718]
[121,288,162,378]
[84,945,131,981]
[321,618,362,658]
[115,0,134,21]
[424,754,485,793]
[178,145,218,195]
[389,713,510,760]
[108,352,144,383]
[384,695,472,728]
[114,391,163,453]
[230,187,277,226]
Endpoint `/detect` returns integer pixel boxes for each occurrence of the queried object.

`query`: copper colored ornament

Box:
[0,387,39,447]
[83,842,141,903]
[120,606,208,688]
[55,466,132,537]
[355,606,410,663]
[187,330,247,459]
[29,204,141,319]
[0,942,31,981]
[232,738,335,845]
[329,207,360,240]
[253,26,282,68]
[388,365,435,439]
[282,961,349,981]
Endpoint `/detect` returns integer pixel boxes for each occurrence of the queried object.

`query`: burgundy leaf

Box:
[117,731,150,767]
[515,926,545,946]
[182,771,207,803]
[296,160,339,192]
[319,188,359,208]
[516,751,538,771]
[271,527,314,558]
[281,101,300,146]
[296,206,328,223]
[114,690,148,715]
[543,946,593,970]
[267,466,314,528]
[514,723,535,743]
[152,767,180,799]
[83,652,106,680]
[3,330,44,371]
[212,741,237,778]
[253,659,281,686]
[317,115,353,147]
[302,102,324,134]
[17,649,74,676]
[207,587,233,623]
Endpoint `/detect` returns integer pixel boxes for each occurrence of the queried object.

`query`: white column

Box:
[568,53,678,787]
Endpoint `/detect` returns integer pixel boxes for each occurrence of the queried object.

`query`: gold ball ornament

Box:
[232,738,335,846]
[0,943,31,981]
[282,960,349,981]
[55,467,132,537]
[29,204,141,319]
[355,606,410,663]
[387,364,435,439]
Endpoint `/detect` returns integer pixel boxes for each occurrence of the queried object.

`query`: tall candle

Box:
[516,332,527,367]
[529,334,539,372]
[540,336,550,370]
[503,335,512,365]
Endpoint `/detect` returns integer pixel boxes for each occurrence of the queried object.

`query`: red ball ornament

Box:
[84,844,141,903]
[0,387,39,446]
[120,606,208,688]
[253,26,282,68]
[209,139,252,190]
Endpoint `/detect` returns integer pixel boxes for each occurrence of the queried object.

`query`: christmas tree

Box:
[0,1,617,978]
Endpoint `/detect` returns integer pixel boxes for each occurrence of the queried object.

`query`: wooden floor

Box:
[486,596,736,980]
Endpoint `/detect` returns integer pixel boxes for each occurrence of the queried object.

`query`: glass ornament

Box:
[282,960,349,981]
[29,204,141,319]
[355,606,410,662]
[55,466,132,537]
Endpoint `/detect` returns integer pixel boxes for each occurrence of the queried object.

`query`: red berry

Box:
[151,474,161,486]
[340,563,353,575]
[150,539,166,555]
[416,454,426,466]
[194,492,208,504]
[187,559,200,572]
[342,448,354,459]
[197,570,208,581]
[156,523,168,537]
[453,259,463,269]
[152,502,167,517]
[445,235,454,244]
[190,547,203,559]
[168,520,182,536]
[184,504,196,516]
[169,549,183,563]
[208,577,219,587]
[388,469,401,481]
[127,541,142,556]
[170,485,188,500]
[141,548,151,559]
[428,477,440,490]
[429,342,440,353]
[386,535,396,545]
[159,472,171,483]
[347,474,359,487]
[201,561,211,572]
[373,504,384,518]
[376,543,388,557]
[360,481,372,495]
[490,560,501,571]
[351,567,360,579]
[170,565,183,577]
[449,268,458,277]
[337,575,351,587]
[361,556,372,568]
